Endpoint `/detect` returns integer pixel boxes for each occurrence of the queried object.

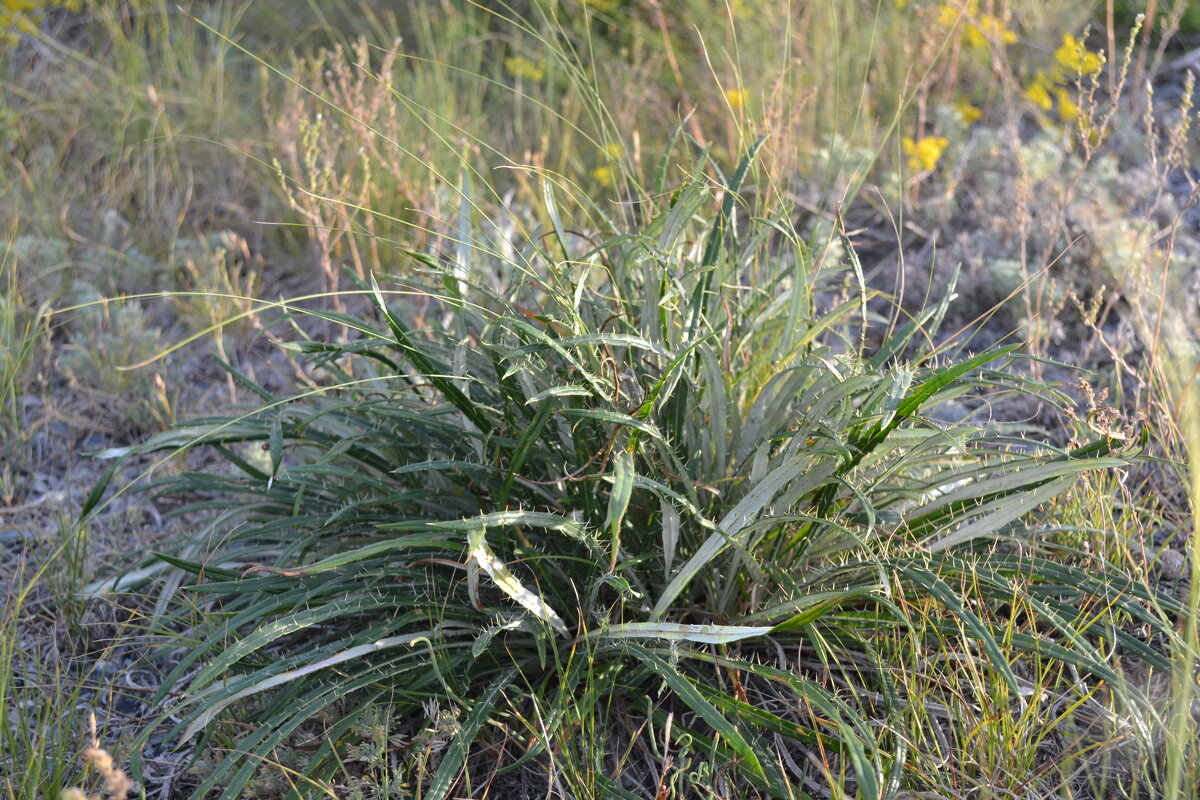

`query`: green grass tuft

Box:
[98,152,1181,797]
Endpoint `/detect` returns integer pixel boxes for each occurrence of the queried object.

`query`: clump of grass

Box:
[0,1,275,268]
[170,230,264,348]
[0,565,78,798]
[1,512,141,800]
[1159,313,1200,799]
[0,1,1188,797]
[94,136,1184,797]
[0,236,50,452]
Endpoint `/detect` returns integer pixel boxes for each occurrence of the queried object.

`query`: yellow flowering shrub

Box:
[936,2,964,29]
[1055,87,1080,122]
[1018,34,1102,123]
[1053,33,1104,76]
[1,0,80,39]
[890,0,1116,174]
[964,13,1016,49]
[915,0,1101,129]
[954,98,982,124]
[933,0,1015,50]
[590,165,614,187]
[903,135,949,172]
[935,1,973,29]
[1024,72,1054,111]
[504,55,546,82]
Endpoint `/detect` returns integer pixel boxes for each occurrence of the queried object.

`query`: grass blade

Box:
[426,668,517,800]
[628,644,766,781]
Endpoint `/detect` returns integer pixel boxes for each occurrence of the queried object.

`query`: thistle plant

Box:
[91,141,1183,799]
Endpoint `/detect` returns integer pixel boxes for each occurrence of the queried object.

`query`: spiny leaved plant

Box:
[87,137,1188,798]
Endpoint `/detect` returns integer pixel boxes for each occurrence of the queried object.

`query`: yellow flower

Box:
[504,56,545,82]
[964,14,1016,49]
[902,135,949,172]
[0,0,41,36]
[724,87,750,112]
[1055,88,1079,122]
[936,3,961,27]
[581,0,619,12]
[936,0,977,28]
[1024,72,1053,111]
[591,165,615,188]
[1053,34,1103,76]
[954,98,982,124]
[601,142,623,159]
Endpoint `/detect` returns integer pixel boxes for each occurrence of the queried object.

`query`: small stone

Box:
[1156,548,1186,581]
[81,433,107,451]
[116,694,142,716]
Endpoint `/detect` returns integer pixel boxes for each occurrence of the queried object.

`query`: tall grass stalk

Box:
[0,236,47,451]
[1164,327,1200,798]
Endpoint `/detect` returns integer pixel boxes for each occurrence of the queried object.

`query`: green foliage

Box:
[59,300,172,432]
[0,1,1189,797]
[101,155,1179,797]
[1109,0,1200,34]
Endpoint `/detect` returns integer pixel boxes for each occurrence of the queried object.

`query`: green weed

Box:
[97,150,1180,796]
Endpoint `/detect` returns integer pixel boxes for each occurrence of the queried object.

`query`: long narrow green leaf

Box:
[899,564,1021,696]
[502,332,670,360]
[628,644,766,780]
[180,629,442,742]
[594,622,773,644]
[835,215,869,358]
[498,396,557,509]
[652,458,837,619]
[369,276,493,433]
[687,137,767,337]
[467,527,569,635]
[923,474,1085,552]
[606,447,635,568]
[426,668,517,800]
[431,509,587,538]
